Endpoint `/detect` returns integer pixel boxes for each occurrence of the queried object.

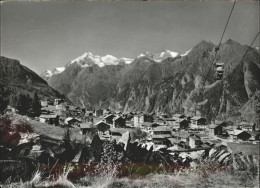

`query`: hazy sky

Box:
[1,1,259,74]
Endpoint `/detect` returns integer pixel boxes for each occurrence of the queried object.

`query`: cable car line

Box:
[226,31,259,83]
[202,0,237,86]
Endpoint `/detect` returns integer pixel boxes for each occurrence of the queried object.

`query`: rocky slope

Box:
[44,40,260,124]
[0,56,66,113]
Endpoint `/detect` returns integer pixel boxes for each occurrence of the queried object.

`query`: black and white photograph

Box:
[0,0,259,187]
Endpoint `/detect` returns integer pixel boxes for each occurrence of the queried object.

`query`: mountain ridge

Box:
[42,40,259,125]
[0,56,67,113]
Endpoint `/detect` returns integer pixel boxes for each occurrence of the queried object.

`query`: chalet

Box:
[190,116,207,128]
[134,113,154,127]
[173,131,190,143]
[166,138,181,147]
[104,114,115,125]
[189,136,201,149]
[164,118,176,126]
[95,109,104,117]
[172,114,186,121]
[152,126,172,136]
[67,106,80,117]
[80,122,95,135]
[103,109,111,115]
[152,135,172,146]
[154,117,165,125]
[85,110,94,117]
[214,120,228,127]
[238,122,255,131]
[248,131,260,141]
[179,119,189,130]
[95,121,111,133]
[125,120,134,127]
[85,115,94,123]
[54,99,63,105]
[113,116,126,128]
[208,124,223,136]
[230,130,251,141]
[39,114,59,126]
[65,117,81,127]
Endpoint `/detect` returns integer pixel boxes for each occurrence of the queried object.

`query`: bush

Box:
[131,128,147,141]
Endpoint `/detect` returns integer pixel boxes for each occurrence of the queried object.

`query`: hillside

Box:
[44,40,260,124]
[0,56,66,113]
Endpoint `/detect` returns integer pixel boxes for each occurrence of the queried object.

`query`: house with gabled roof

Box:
[113,116,126,128]
[238,122,255,131]
[230,130,251,141]
[80,122,95,135]
[95,121,111,133]
[208,124,223,135]
[95,109,104,117]
[190,116,207,128]
[189,136,201,149]
[173,131,190,143]
[152,135,172,146]
[104,114,115,125]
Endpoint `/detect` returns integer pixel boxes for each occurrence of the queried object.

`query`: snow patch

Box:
[138,53,145,58]
[52,67,65,75]
[181,49,192,57]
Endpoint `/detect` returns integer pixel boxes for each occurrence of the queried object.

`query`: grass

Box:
[0,161,259,188]
[227,142,260,160]
[2,114,83,142]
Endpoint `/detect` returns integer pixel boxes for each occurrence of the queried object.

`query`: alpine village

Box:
[0,1,260,186]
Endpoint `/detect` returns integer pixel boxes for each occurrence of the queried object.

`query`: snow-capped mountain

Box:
[42,49,187,80]
[181,49,192,57]
[137,50,180,62]
[154,50,179,62]
[41,67,65,80]
[68,52,134,68]
[42,40,260,125]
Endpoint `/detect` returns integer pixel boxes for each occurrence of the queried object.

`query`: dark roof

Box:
[231,130,250,136]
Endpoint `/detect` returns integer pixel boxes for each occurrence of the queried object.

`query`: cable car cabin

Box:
[214,62,224,80]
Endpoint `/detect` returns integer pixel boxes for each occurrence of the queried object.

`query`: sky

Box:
[1,1,259,74]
